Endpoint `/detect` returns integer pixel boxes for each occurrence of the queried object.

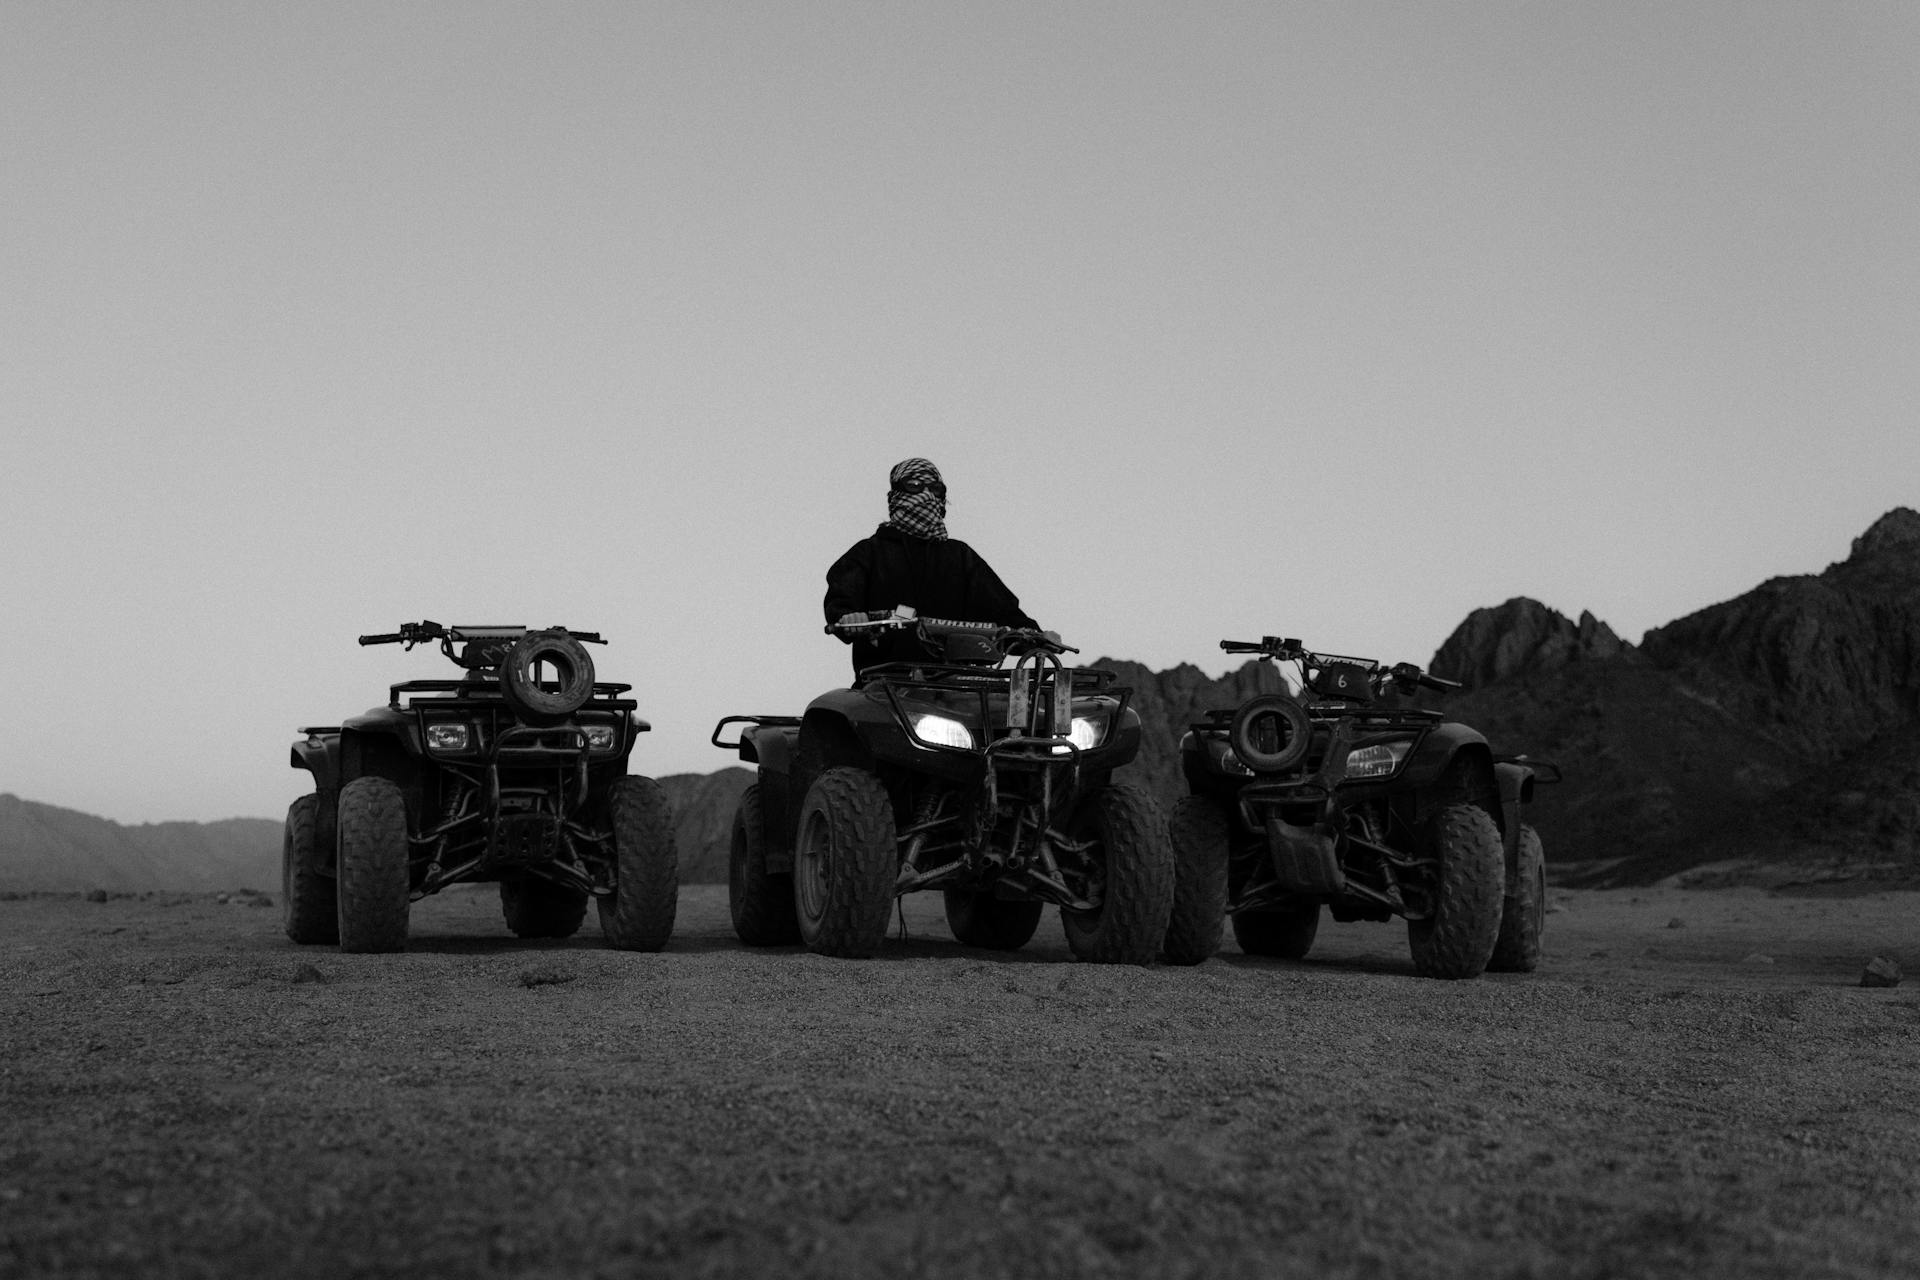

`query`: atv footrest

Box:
[1263,816,1345,894]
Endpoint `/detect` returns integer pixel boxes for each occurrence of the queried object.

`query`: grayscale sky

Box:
[3,2,1916,825]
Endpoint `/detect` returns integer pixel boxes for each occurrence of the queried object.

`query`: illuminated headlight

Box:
[582,724,618,750]
[910,713,977,750]
[1344,741,1411,780]
[1052,715,1109,754]
[425,723,470,751]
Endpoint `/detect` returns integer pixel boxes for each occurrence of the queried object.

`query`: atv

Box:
[284,621,678,953]
[711,609,1173,963]
[1166,635,1558,979]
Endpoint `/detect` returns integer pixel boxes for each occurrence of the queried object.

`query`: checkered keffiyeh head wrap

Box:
[886,457,948,540]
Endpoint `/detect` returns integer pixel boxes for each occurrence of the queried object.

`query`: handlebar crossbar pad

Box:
[917,617,1001,632]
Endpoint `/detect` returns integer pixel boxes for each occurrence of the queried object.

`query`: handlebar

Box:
[827,610,1078,655]
[1220,635,1455,695]
[357,622,605,650]
[359,620,446,648]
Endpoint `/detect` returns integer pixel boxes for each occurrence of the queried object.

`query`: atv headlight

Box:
[582,724,618,750]
[425,723,470,751]
[910,713,977,751]
[1069,715,1107,751]
[1051,714,1109,754]
[1344,740,1411,780]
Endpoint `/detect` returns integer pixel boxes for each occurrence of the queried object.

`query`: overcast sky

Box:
[3,2,1915,825]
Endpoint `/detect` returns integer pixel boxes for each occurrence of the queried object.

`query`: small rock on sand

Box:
[1861,956,1902,988]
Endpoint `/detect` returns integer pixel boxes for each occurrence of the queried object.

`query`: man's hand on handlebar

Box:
[1006,628,1075,655]
[826,608,916,636]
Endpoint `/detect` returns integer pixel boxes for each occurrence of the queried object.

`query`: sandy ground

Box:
[1,883,1916,1279]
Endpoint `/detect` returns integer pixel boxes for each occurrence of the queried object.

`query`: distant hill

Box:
[0,795,282,893]
[0,772,755,894]
[658,768,753,884]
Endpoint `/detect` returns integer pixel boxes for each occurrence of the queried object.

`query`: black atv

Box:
[712,609,1173,963]
[284,621,678,953]
[1166,635,1557,979]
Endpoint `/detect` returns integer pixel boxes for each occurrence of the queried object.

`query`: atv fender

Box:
[337,713,419,790]
[1401,723,1500,829]
[290,735,340,793]
[1493,762,1536,890]
[749,706,882,869]
[290,735,343,874]
[742,724,802,869]
[1400,723,1492,793]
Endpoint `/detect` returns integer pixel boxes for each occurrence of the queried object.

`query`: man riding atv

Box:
[708,457,1173,963]
[824,457,1047,674]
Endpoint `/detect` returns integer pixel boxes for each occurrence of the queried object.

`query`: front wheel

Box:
[282,793,338,945]
[1405,802,1504,979]
[944,890,1044,951]
[730,784,800,946]
[597,776,679,951]
[794,767,896,959]
[335,777,410,953]
[1061,784,1174,966]
[1162,796,1228,965]
[1487,824,1546,973]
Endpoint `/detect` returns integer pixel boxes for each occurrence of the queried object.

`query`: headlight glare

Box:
[910,713,977,751]
[1068,715,1104,751]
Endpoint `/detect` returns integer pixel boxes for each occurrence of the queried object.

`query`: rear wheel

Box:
[282,794,337,945]
[794,767,896,959]
[1231,903,1320,959]
[500,876,589,939]
[597,776,678,951]
[336,778,410,953]
[944,890,1044,951]
[1406,802,1504,979]
[730,784,800,945]
[1061,784,1174,965]
[1488,824,1546,973]
[1163,796,1228,965]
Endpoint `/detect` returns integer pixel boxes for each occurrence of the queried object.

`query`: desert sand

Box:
[2,884,1915,1278]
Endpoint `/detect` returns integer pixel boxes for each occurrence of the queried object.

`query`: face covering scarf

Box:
[886,457,948,540]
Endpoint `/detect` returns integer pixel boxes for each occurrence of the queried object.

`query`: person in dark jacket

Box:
[824,458,1041,677]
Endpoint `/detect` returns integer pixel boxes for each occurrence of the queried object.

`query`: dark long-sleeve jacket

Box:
[823,524,1039,676]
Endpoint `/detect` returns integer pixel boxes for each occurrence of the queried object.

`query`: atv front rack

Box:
[388,679,637,713]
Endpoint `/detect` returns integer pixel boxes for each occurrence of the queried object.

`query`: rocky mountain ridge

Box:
[1430,507,1920,885]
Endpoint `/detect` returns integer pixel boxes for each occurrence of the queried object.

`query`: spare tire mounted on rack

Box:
[500,629,596,724]
[1229,693,1312,773]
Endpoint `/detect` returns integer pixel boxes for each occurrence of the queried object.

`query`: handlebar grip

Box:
[1420,673,1461,692]
[1220,640,1266,653]
[358,633,405,646]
